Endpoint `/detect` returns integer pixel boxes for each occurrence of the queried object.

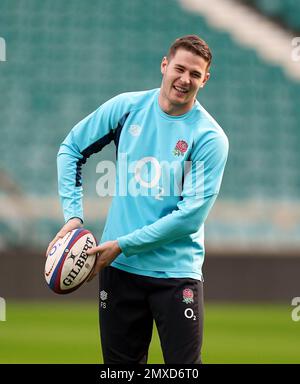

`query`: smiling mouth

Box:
[173,85,189,94]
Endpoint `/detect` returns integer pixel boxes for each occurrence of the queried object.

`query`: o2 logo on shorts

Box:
[184,308,196,321]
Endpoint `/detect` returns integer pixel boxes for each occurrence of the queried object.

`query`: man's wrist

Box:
[112,240,122,255]
[68,217,83,224]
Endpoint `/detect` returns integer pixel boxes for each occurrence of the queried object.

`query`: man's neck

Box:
[158,92,194,116]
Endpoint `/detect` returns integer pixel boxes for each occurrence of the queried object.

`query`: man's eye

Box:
[175,68,183,72]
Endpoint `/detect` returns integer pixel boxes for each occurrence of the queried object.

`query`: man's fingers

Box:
[45,231,68,257]
[56,227,71,239]
[87,246,103,256]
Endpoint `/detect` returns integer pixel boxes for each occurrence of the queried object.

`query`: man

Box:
[47,35,229,364]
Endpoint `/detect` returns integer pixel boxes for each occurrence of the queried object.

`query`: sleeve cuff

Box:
[117,236,134,257]
[65,215,84,224]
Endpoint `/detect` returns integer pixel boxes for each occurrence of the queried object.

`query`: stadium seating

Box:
[0,0,299,247]
[244,0,300,30]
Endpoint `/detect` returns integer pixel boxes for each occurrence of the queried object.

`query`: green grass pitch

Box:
[0,301,299,364]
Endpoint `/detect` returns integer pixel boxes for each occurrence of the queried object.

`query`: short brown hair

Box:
[168,35,212,69]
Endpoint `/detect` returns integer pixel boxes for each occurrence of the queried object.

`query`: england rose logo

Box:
[173,140,188,156]
[182,288,194,304]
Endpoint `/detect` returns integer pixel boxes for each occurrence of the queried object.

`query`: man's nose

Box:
[180,72,191,84]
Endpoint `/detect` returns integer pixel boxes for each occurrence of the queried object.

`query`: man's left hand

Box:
[86,240,122,281]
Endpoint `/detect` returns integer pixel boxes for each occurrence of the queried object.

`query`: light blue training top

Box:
[57,88,229,281]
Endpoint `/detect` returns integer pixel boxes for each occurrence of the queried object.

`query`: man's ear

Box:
[200,72,210,88]
[161,56,168,75]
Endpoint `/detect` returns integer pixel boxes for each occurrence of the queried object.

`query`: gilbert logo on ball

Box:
[45,228,97,294]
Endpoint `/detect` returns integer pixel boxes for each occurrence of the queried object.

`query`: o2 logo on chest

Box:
[133,157,163,200]
[96,151,204,199]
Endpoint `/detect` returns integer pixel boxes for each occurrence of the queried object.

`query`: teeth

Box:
[174,86,188,93]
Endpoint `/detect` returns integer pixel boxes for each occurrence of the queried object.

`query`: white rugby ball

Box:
[45,228,97,294]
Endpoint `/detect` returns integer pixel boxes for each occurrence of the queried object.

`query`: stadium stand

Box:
[242,0,300,30]
[0,0,299,253]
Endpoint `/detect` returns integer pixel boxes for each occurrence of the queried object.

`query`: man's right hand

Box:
[45,217,83,257]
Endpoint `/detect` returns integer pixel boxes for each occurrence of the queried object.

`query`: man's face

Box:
[160,48,210,112]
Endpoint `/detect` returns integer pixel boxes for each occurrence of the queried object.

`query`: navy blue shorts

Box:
[99,266,204,364]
